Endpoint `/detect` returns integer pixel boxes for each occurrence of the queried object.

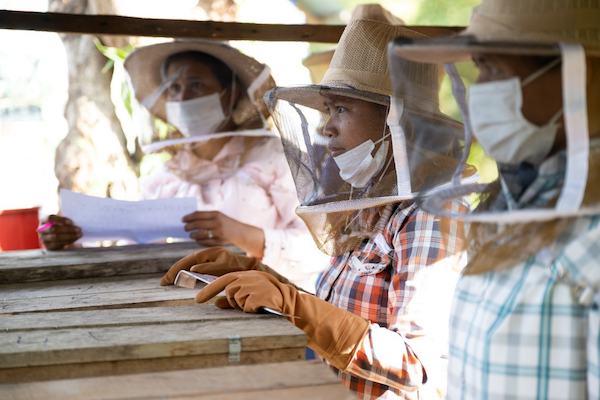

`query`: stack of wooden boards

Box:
[0,243,352,399]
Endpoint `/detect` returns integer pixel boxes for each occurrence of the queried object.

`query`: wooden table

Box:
[0,243,310,387]
[0,360,354,400]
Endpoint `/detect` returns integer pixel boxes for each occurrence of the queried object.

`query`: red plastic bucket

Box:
[0,207,42,252]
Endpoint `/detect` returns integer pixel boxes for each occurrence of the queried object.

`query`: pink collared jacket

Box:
[139,133,329,291]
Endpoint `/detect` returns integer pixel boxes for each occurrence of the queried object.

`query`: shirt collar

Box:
[498,150,567,210]
[497,137,600,210]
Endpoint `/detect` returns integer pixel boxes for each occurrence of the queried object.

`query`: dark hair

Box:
[527,55,561,69]
[162,51,235,89]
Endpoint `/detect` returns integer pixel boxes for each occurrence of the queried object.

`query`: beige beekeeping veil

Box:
[390,0,600,273]
[265,10,471,256]
[124,40,276,153]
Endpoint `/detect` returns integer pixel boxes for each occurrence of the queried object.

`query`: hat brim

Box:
[266,85,466,140]
[390,35,577,64]
[267,85,390,112]
[124,40,269,122]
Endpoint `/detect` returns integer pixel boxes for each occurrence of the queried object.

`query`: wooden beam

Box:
[0,10,463,43]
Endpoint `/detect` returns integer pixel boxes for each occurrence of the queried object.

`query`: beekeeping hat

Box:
[393,0,600,64]
[302,4,405,84]
[389,0,600,273]
[124,40,276,153]
[265,9,473,256]
[390,0,600,223]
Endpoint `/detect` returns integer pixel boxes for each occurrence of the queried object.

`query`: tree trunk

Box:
[49,0,139,200]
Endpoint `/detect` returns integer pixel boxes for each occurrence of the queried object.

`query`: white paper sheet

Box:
[60,189,197,244]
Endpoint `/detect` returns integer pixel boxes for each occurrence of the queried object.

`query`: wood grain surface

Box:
[0,361,353,399]
[0,242,242,283]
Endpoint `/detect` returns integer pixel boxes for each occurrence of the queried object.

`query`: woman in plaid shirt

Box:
[162,7,470,399]
[390,0,600,398]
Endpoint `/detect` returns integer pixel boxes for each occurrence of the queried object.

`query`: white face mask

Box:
[468,59,563,165]
[333,136,390,188]
[166,91,228,137]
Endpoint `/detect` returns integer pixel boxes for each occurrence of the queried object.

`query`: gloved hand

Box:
[195,270,370,371]
[159,247,301,290]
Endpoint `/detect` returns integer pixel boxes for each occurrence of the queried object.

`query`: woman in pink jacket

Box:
[39,40,328,290]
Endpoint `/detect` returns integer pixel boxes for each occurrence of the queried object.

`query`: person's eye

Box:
[191,81,203,90]
[337,106,348,113]
[489,66,501,78]
[169,83,181,93]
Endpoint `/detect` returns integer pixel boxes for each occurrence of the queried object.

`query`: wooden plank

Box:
[1,273,169,300]
[0,242,240,284]
[0,317,306,370]
[0,361,353,399]
[0,10,463,43]
[1,305,271,332]
[187,385,354,400]
[0,348,306,384]
[0,274,206,314]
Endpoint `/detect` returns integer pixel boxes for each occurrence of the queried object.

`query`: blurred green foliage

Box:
[94,39,173,176]
[395,0,480,26]
[93,38,135,120]
[308,0,481,25]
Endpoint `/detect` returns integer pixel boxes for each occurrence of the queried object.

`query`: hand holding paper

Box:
[60,189,197,244]
[37,214,82,250]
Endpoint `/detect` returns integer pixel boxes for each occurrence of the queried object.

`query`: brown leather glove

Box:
[159,247,302,290]
[195,270,370,371]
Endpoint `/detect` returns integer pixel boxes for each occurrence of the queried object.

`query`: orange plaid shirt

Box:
[316,200,465,399]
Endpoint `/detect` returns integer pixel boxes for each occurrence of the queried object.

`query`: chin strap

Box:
[555,42,589,212]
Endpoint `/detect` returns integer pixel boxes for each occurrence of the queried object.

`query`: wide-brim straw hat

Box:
[302,4,405,84]
[393,0,600,64]
[273,18,439,110]
[270,14,462,137]
[124,40,274,123]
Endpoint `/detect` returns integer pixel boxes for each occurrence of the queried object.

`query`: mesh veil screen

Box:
[391,47,600,274]
[266,87,399,256]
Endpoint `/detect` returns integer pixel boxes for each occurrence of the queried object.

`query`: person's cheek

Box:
[338,120,356,149]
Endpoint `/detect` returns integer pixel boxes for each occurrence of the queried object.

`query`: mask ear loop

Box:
[344,103,392,232]
[211,70,237,134]
[346,103,393,202]
[521,57,562,87]
[521,57,564,130]
[189,71,238,152]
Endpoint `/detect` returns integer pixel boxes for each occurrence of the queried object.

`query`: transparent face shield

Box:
[390,38,600,273]
[391,39,600,223]
[387,54,477,199]
[123,41,276,154]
